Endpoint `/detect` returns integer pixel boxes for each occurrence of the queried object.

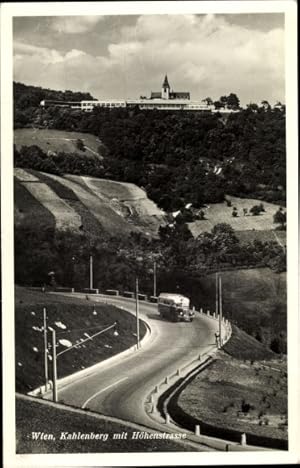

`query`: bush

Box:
[76,139,85,151]
[250,205,262,216]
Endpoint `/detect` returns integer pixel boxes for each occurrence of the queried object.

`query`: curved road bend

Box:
[56,296,219,429]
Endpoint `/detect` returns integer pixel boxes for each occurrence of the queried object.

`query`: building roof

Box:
[151,92,162,99]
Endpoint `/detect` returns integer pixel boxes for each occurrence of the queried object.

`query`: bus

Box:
[157,293,194,322]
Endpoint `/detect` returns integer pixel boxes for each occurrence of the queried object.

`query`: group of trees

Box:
[14,145,104,178]
[15,220,286,290]
[14,221,286,353]
[213,93,240,110]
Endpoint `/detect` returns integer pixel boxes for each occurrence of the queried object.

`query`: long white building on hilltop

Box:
[40,75,238,113]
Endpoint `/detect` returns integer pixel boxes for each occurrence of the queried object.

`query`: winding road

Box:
[55,295,219,432]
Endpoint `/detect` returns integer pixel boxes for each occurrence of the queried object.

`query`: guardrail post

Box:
[213,312,216,318]
[241,433,247,446]
[195,424,201,436]
[176,369,181,376]
[198,354,201,361]
[165,376,169,384]
[200,308,203,314]
[165,414,170,424]
[154,385,159,393]
[207,310,210,316]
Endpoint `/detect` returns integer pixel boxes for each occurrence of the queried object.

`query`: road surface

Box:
[56,295,219,431]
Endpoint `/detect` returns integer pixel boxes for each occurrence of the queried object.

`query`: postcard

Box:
[1,1,299,466]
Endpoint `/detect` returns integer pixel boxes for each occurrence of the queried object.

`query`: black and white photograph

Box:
[1,1,299,466]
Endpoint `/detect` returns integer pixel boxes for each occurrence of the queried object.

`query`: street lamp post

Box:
[218,275,223,347]
[89,255,93,290]
[153,261,157,298]
[50,321,118,402]
[43,307,49,391]
[52,328,58,402]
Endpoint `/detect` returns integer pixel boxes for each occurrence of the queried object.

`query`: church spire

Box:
[162,74,170,89]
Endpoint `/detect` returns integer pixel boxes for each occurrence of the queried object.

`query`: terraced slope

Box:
[14,168,166,237]
[15,169,82,232]
[67,175,166,235]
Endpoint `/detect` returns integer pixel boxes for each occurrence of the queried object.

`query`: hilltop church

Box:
[150,75,190,100]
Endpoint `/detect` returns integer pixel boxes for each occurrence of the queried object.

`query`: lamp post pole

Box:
[218,275,222,348]
[215,272,219,316]
[135,277,140,349]
[52,329,58,402]
[89,255,93,290]
[43,308,49,391]
[153,261,157,297]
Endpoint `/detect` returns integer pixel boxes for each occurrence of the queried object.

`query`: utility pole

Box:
[52,329,58,402]
[135,277,140,349]
[43,308,49,390]
[89,255,93,290]
[153,261,157,297]
[215,272,219,316]
[218,275,222,348]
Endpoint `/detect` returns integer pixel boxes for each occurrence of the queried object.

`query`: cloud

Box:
[50,16,103,34]
[13,14,285,105]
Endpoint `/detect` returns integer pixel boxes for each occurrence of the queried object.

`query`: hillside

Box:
[14,167,166,238]
[185,268,287,352]
[188,195,286,244]
[14,160,285,243]
[177,325,287,446]
[188,196,282,233]
[14,128,103,159]
[15,286,146,393]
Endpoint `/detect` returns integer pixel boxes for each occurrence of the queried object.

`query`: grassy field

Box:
[16,397,190,453]
[15,287,146,393]
[14,128,103,158]
[235,229,286,246]
[188,195,284,238]
[177,326,287,442]
[190,268,286,349]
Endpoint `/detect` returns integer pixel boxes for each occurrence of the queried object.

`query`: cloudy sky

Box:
[13,13,285,105]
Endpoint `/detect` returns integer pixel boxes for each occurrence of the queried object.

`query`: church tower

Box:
[161,74,170,99]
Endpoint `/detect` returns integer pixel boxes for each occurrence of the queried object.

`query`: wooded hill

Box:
[14,82,286,212]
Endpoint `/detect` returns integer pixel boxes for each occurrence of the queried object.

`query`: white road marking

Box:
[81,377,128,409]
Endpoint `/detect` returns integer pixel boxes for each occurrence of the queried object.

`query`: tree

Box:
[203,97,213,106]
[219,96,228,108]
[273,208,286,229]
[213,101,223,110]
[232,207,238,217]
[227,93,240,110]
[246,103,259,112]
[261,100,271,110]
[250,205,262,216]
